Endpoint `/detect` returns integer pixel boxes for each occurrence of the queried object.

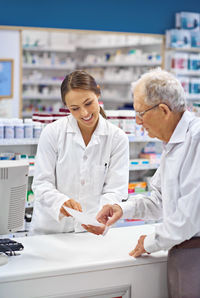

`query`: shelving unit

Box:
[23,46,76,53]
[21,30,164,114]
[166,47,200,53]
[0,126,162,237]
[78,61,161,68]
[23,64,75,70]
[164,46,200,111]
[0,138,39,145]
[23,95,60,100]
[129,163,159,171]
[0,133,161,172]
[128,135,160,142]
[1,29,164,234]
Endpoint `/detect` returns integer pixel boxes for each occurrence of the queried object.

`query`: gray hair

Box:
[131,68,186,112]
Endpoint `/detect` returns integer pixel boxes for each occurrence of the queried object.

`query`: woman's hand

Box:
[60,199,82,217]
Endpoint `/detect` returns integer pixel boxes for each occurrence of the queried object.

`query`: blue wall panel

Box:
[0,0,200,34]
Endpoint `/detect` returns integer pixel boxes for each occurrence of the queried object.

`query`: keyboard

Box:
[0,238,24,255]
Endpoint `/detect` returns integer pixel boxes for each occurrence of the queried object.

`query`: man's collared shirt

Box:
[119,110,200,253]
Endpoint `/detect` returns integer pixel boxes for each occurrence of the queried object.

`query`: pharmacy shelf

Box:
[22,112,34,117]
[0,136,160,146]
[25,163,159,176]
[102,97,132,103]
[128,135,161,142]
[166,47,200,53]
[0,139,39,146]
[79,42,162,51]
[23,46,76,53]
[99,80,132,85]
[23,64,75,70]
[23,80,132,86]
[79,61,162,68]
[23,80,62,86]
[171,70,200,76]
[0,136,159,147]
[129,163,159,171]
[23,94,61,100]
[186,94,200,101]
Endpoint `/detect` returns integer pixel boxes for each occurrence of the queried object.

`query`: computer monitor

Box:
[0,160,29,265]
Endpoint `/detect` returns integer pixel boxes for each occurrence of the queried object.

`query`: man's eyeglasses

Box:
[135,104,160,120]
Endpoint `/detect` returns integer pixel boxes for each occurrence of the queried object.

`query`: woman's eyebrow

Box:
[70,98,91,107]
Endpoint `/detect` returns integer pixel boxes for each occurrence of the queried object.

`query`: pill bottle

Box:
[24,119,34,138]
[14,119,24,139]
[0,120,4,139]
[33,122,42,138]
[4,119,14,139]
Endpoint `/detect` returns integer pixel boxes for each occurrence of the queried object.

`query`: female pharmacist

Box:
[30,70,129,234]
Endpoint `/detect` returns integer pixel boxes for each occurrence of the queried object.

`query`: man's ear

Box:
[159,103,171,117]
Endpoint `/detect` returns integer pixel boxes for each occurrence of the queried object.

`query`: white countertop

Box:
[0,224,168,283]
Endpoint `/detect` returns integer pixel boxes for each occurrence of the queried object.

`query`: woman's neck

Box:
[78,120,99,146]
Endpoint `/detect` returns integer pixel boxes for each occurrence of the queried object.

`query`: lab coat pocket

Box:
[93,165,107,195]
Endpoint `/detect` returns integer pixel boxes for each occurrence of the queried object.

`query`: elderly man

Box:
[85,68,200,298]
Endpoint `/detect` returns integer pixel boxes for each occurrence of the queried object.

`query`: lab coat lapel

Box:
[88,115,109,148]
[66,115,86,149]
[66,114,108,149]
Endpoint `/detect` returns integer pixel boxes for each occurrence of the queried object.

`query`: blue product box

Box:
[166,29,191,48]
[191,32,200,48]
[176,12,200,31]
[190,79,200,94]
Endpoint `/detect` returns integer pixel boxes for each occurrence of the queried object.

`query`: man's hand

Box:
[60,199,82,217]
[81,224,106,235]
[96,204,123,226]
[129,235,150,258]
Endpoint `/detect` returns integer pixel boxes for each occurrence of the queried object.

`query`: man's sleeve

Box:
[144,137,200,253]
[118,166,163,220]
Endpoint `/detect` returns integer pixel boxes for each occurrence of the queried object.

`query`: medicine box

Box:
[176,12,200,32]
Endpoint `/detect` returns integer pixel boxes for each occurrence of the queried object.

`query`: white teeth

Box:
[83,115,92,120]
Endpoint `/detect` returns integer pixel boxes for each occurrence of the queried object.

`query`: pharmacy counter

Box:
[0,224,168,298]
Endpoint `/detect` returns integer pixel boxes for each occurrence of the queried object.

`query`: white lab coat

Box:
[31,114,129,234]
[119,111,200,253]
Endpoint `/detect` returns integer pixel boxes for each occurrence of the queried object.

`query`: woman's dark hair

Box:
[61,70,106,119]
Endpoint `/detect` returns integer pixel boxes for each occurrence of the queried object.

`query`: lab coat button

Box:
[81,179,85,185]
[83,155,87,161]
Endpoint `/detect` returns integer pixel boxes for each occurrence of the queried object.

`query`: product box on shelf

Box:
[171,53,189,70]
[191,32,200,48]
[188,54,200,70]
[176,12,200,31]
[190,78,200,94]
[178,77,190,94]
[166,29,191,48]
[192,102,200,116]
[128,181,147,194]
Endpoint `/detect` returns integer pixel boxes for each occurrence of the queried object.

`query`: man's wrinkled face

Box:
[133,83,163,139]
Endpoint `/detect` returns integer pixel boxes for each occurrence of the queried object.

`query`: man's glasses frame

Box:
[135,104,160,120]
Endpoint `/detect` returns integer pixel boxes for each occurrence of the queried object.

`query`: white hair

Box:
[131,68,186,112]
